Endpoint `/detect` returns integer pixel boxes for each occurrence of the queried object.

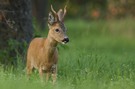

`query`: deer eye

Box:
[55,29,59,32]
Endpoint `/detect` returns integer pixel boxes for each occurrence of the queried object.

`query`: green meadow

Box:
[1,18,135,89]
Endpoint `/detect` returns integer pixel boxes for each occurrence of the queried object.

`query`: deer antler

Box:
[51,5,57,15]
[50,5,59,22]
[63,5,67,19]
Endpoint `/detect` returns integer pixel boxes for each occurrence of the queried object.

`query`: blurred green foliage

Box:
[48,0,107,19]
[0,39,27,68]
[48,0,135,19]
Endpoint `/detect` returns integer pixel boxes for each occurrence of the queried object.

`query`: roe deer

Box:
[26,5,69,84]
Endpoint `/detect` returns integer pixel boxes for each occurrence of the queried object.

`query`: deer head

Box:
[48,5,69,44]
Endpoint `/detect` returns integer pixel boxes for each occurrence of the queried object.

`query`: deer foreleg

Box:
[51,64,57,84]
[39,68,44,82]
[46,72,50,82]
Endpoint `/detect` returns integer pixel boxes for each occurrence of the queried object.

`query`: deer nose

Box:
[62,37,69,43]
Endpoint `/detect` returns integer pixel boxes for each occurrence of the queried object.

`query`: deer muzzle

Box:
[62,37,69,44]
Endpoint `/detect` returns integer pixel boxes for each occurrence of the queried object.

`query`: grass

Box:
[1,18,135,89]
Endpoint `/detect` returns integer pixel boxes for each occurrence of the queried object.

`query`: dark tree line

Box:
[32,0,48,30]
[0,0,33,65]
[0,0,48,66]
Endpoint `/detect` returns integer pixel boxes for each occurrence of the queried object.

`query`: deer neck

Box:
[44,34,58,60]
[46,33,58,48]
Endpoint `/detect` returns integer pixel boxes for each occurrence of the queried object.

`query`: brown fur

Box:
[27,37,58,83]
[26,5,68,84]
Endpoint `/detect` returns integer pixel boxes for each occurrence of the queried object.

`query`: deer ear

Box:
[57,5,67,22]
[48,12,56,25]
[57,9,63,21]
